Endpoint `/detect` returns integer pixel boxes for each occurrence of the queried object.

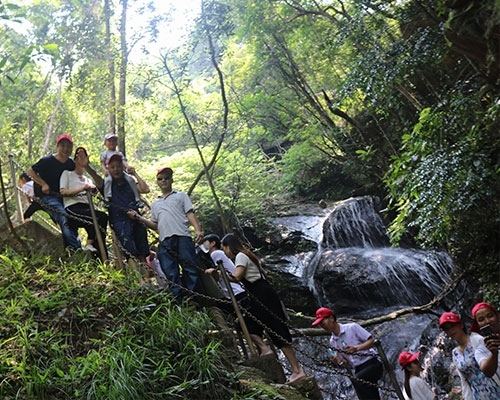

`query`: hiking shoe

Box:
[83,244,98,253]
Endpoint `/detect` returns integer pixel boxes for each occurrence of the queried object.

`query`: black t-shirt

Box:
[31,154,75,196]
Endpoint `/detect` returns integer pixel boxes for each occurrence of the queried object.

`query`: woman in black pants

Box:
[221,233,306,384]
[60,147,108,260]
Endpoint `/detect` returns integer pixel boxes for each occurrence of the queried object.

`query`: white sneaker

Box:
[83,244,98,253]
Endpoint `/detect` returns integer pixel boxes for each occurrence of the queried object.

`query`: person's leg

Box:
[352,359,383,400]
[157,236,183,298]
[281,344,306,383]
[42,196,81,250]
[250,334,273,356]
[177,236,199,292]
[111,218,138,256]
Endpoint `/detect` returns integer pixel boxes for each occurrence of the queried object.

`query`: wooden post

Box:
[217,260,257,357]
[374,339,405,400]
[9,155,23,224]
[86,190,107,261]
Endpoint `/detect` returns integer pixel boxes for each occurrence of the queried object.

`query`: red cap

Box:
[439,311,461,328]
[157,167,173,176]
[398,351,420,368]
[312,307,335,327]
[471,302,498,333]
[107,153,123,164]
[57,133,73,144]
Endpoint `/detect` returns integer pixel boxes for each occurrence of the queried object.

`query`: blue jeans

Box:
[41,195,81,251]
[157,235,199,299]
[111,218,149,258]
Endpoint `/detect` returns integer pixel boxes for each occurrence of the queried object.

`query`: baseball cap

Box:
[471,302,498,333]
[57,133,73,144]
[312,307,335,327]
[439,311,462,328]
[107,153,123,164]
[157,167,173,176]
[104,133,118,140]
[398,351,420,368]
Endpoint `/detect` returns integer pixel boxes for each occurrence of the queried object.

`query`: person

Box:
[398,351,437,400]
[146,246,169,288]
[128,167,203,301]
[102,153,150,265]
[312,307,383,400]
[203,233,273,356]
[470,302,500,383]
[221,233,306,384]
[439,311,500,400]
[18,172,33,208]
[59,147,108,260]
[27,133,81,251]
[100,133,129,176]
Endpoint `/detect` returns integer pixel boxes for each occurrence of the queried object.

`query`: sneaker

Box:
[83,244,98,253]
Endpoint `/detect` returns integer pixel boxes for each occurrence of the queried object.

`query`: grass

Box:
[0,250,249,399]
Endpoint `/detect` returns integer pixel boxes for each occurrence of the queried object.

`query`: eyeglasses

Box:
[157,176,172,181]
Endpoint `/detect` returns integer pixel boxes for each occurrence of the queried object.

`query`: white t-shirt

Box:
[234,252,262,283]
[21,181,34,198]
[472,332,500,387]
[60,170,93,208]
[403,376,435,400]
[210,249,245,297]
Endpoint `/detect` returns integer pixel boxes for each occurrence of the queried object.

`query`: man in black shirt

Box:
[28,134,81,251]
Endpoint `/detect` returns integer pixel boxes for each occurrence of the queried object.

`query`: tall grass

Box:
[0,251,243,399]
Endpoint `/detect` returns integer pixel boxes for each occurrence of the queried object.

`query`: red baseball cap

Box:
[312,307,335,327]
[57,133,73,144]
[157,167,173,176]
[439,311,461,328]
[398,351,420,368]
[471,302,498,333]
[107,153,123,164]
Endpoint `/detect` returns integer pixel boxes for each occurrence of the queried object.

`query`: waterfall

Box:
[302,196,454,316]
[270,196,461,399]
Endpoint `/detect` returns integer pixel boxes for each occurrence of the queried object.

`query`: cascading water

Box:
[269,196,464,399]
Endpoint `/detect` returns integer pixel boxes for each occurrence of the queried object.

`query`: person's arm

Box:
[27,166,50,195]
[230,265,246,282]
[476,336,500,377]
[126,166,150,193]
[60,175,92,197]
[187,210,203,244]
[86,163,104,190]
[127,210,158,231]
[345,336,375,353]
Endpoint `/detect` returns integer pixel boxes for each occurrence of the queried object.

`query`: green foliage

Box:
[0,252,243,399]
[385,93,500,281]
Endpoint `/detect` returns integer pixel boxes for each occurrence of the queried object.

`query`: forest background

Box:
[0,0,499,298]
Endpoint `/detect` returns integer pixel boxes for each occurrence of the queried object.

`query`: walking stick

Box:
[86,190,107,261]
[217,260,257,357]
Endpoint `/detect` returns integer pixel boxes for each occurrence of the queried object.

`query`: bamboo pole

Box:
[86,190,107,261]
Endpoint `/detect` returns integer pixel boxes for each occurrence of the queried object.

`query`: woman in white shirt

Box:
[399,351,437,400]
[60,147,107,259]
[221,233,306,384]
